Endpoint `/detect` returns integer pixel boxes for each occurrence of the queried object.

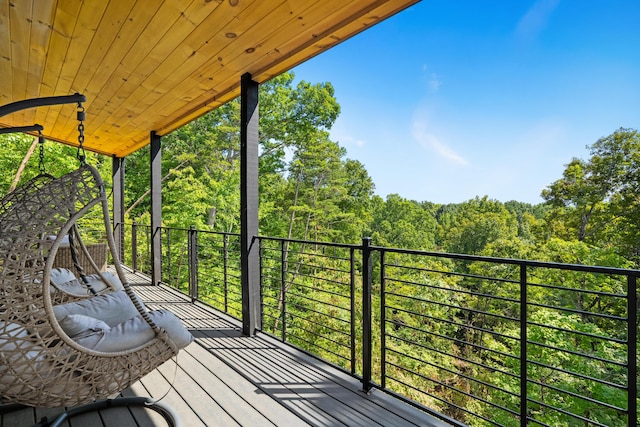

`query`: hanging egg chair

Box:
[0,95,193,412]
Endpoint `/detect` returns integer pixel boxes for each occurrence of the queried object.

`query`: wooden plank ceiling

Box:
[0,0,418,157]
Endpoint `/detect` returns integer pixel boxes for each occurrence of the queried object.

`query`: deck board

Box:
[1,268,452,427]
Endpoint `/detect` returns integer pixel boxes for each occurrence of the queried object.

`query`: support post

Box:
[362,237,373,393]
[628,275,637,427]
[150,131,162,286]
[240,72,261,335]
[188,225,199,301]
[520,264,528,426]
[132,221,138,272]
[111,156,125,263]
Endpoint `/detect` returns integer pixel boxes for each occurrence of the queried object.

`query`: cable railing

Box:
[121,221,152,275]
[374,244,637,427]
[121,225,639,427]
[259,237,358,374]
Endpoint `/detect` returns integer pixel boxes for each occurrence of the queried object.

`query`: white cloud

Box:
[516,0,560,40]
[412,118,468,166]
[421,64,441,92]
[331,129,365,148]
[353,139,365,147]
[428,73,441,92]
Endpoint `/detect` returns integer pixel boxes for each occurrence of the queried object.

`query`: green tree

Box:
[368,194,438,250]
[541,128,640,263]
[439,196,518,256]
[0,133,103,194]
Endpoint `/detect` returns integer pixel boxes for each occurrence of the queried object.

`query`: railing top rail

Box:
[374,244,640,276]
[156,225,241,237]
[125,221,640,276]
[258,235,361,250]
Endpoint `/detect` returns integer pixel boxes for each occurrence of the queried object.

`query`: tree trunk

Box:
[125,160,189,216]
[9,136,38,193]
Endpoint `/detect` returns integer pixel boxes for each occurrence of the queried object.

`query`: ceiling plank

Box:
[87,0,222,152]
[8,0,32,125]
[51,0,110,140]
[0,1,14,106]
[38,0,82,137]
[154,0,414,138]
[0,0,419,157]
[26,1,56,98]
[91,0,258,135]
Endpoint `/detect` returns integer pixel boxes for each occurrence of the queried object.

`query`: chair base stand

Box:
[32,397,180,427]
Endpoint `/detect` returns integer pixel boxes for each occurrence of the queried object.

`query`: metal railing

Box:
[121,225,639,427]
[122,221,153,275]
[259,237,359,375]
[374,244,637,427]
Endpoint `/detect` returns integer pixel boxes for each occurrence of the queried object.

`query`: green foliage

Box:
[438,196,519,256]
[368,194,438,250]
[0,133,113,244]
[542,128,640,263]
[2,84,638,427]
[0,133,104,191]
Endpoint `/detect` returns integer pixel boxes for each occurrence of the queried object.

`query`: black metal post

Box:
[259,238,264,327]
[281,239,287,342]
[380,250,386,390]
[166,228,172,284]
[111,156,125,264]
[520,264,528,426]
[350,247,356,375]
[628,275,637,427]
[150,131,162,286]
[223,234,229,312]
[362,237,373,393]
[188,226,198,301]
[131,221,138,272]
[240,72,261,335]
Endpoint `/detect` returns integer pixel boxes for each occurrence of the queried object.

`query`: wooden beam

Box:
[240,73,260,336]
[112,155,125,263]
[150,131,162,286]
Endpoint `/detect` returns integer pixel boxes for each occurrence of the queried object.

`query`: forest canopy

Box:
[1,73,638,427]
[1,73,638,270]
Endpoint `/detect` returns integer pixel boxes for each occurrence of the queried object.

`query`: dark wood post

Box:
[111,155,125,263]
[150,131,162,286]
[240,72,261,335]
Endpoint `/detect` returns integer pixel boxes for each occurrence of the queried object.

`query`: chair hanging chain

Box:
[38,130,46,174]
[77,102,86,165]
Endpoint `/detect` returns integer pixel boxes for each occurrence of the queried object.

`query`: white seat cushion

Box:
[58,314,110,339]
[86,271,124,291]
[52,290,143,327]
[76,310,193,352]
[50,268,124,295]
[54,272,125,296]
[49,268,76,286]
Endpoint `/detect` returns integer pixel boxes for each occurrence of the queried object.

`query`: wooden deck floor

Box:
[1,269,452,427]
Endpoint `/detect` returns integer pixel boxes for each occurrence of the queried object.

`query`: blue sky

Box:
[293,0,640,205]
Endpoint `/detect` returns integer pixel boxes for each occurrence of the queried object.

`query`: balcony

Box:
[153,226,640,427]
[7,223,634,426]
[1,3,637,425]
[1,266,445,427]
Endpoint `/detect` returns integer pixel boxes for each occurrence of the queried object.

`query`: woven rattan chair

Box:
[0,172,114,304]
[0,164,180,408]
[0,172,55,216]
